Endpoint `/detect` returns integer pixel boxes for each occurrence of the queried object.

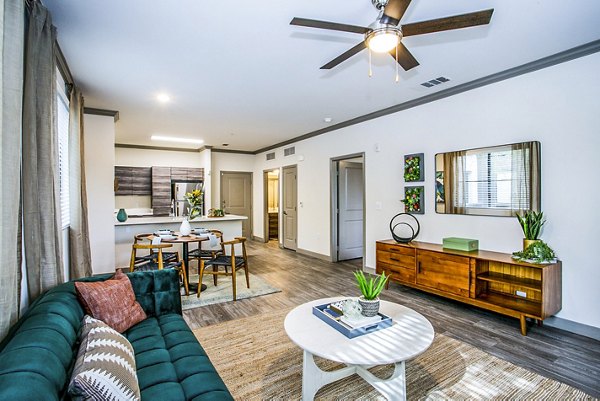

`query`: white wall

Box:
[114,147,212,210]
[248,53,600,328]
[84,115,115,274]
[211,152,255,209]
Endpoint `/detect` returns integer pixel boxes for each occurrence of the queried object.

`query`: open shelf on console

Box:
[477,291,541,316]
[477,272,542,292]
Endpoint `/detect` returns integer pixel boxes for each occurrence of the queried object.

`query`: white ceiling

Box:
[43,0,600,152]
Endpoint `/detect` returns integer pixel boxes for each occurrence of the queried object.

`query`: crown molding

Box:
[84,107,120,122]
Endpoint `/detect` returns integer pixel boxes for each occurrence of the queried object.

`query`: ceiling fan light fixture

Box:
[365,27,401,53]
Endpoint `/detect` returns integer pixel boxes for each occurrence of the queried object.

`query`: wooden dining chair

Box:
[133,233,178,264]
[129,243,189,296]
[197,237,249,301]
[188,230,224,267]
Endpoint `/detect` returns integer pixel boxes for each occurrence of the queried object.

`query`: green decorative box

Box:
[442,237,479,252]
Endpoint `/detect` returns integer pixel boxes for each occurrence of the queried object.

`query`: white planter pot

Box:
[358,296,380,317]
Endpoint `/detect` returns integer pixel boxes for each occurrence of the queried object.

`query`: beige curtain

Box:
[69,87,92,278]
[22,2,64,300]
[443,151,466,214]
[0,0,25,340]
[511,141,541,213]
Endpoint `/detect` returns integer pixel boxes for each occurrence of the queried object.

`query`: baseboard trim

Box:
[543,316,600,341]
[297,248,331,262]
[251,235,265,242]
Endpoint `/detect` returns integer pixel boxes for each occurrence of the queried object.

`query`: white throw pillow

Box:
[68,315,141,401]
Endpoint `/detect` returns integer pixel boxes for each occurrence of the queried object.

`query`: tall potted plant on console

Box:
[354,271,388,317]
[517,211,545,250]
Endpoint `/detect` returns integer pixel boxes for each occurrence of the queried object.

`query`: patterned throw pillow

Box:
[75,269,147,333]
[68,315,141,401]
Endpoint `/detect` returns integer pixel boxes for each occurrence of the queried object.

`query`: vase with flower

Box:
[185,187,204,220]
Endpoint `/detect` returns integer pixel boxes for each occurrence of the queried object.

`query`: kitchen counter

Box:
[115,214,247,226]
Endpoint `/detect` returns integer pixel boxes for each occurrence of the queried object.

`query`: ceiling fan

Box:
[290,0,494,71]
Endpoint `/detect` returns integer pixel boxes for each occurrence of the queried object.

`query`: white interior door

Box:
[338,161,364,260]
[282,165,297,250]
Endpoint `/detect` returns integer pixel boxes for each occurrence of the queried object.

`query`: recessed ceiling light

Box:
[156,93,171,103]
[323,117,333,123]
[151,135,204,145]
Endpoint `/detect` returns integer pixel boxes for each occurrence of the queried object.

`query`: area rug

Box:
[181,271,280,310]
[194,308,593,400]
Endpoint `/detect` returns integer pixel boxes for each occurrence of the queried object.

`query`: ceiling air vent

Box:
[266,152,276,161]
[284,146,295,157]
[421,76,451,88]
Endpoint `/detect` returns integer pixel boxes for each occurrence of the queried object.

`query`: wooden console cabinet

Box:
[376,240,562,335]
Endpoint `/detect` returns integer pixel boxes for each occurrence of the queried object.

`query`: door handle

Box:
[283,211,288,215]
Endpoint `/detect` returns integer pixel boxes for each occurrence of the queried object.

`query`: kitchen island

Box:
[114,214,248,268]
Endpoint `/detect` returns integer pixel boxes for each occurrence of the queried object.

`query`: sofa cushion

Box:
[75,270,147,332]
[125,313,233,401]
[69,315,141,401]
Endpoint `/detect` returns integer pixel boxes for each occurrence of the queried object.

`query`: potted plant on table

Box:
[353,271,389,317]
[512,240,557,264]
[516,211,545,250]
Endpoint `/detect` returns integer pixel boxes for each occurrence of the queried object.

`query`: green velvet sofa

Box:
[0,269,233,400]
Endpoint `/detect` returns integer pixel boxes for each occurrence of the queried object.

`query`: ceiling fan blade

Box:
[320,41,367,69]
[290,17,369,34]
[381,0,412,25]
[402,9,494,37]
[389,42,419,71]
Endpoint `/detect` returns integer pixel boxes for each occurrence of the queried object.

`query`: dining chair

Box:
[133,233,178,264]
[197,237,249,301]
[188,230,224,267]
[129,243,189,296]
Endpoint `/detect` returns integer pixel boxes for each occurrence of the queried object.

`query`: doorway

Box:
[263,169,280,243]
[282,165,297,251]
[220,171,252,238]
[331,154,365,263]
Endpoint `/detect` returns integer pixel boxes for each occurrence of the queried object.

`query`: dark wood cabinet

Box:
[170,167,203,182]
[115,165,205,216]
[151,167,171,216]
[376,240,562,335]
[268,212,278,239]
[114,166,151,195]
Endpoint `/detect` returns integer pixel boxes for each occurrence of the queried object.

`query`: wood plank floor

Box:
[183,240,600,398]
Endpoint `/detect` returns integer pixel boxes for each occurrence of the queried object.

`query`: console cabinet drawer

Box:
[376,242,415,256]
[377,262,415,285]
[417,250,470,297]
[377,251,415,269]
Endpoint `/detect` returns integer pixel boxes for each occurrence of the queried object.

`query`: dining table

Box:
[150,232,212,294]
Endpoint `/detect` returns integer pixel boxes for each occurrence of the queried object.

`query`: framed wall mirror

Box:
[435,141,541,217]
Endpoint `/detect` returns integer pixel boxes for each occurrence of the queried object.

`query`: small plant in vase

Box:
[353,270,389,317]
[516,211,545,250]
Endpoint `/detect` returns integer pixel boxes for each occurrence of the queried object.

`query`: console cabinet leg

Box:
[520,315,527,336]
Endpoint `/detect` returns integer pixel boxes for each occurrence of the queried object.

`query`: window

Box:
[459,146,528,210]
[56,69,70,228]
[435,141,541,216]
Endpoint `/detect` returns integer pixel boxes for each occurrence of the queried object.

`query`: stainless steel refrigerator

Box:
[171,182,203,217]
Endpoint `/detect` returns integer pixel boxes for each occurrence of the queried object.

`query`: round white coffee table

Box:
[284,297,434,401]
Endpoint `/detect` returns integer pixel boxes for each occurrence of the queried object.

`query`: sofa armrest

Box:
[127,269,183,317]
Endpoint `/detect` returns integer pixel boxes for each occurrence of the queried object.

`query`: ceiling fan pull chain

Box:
[395,44,399,82]
[368,47,373,77]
